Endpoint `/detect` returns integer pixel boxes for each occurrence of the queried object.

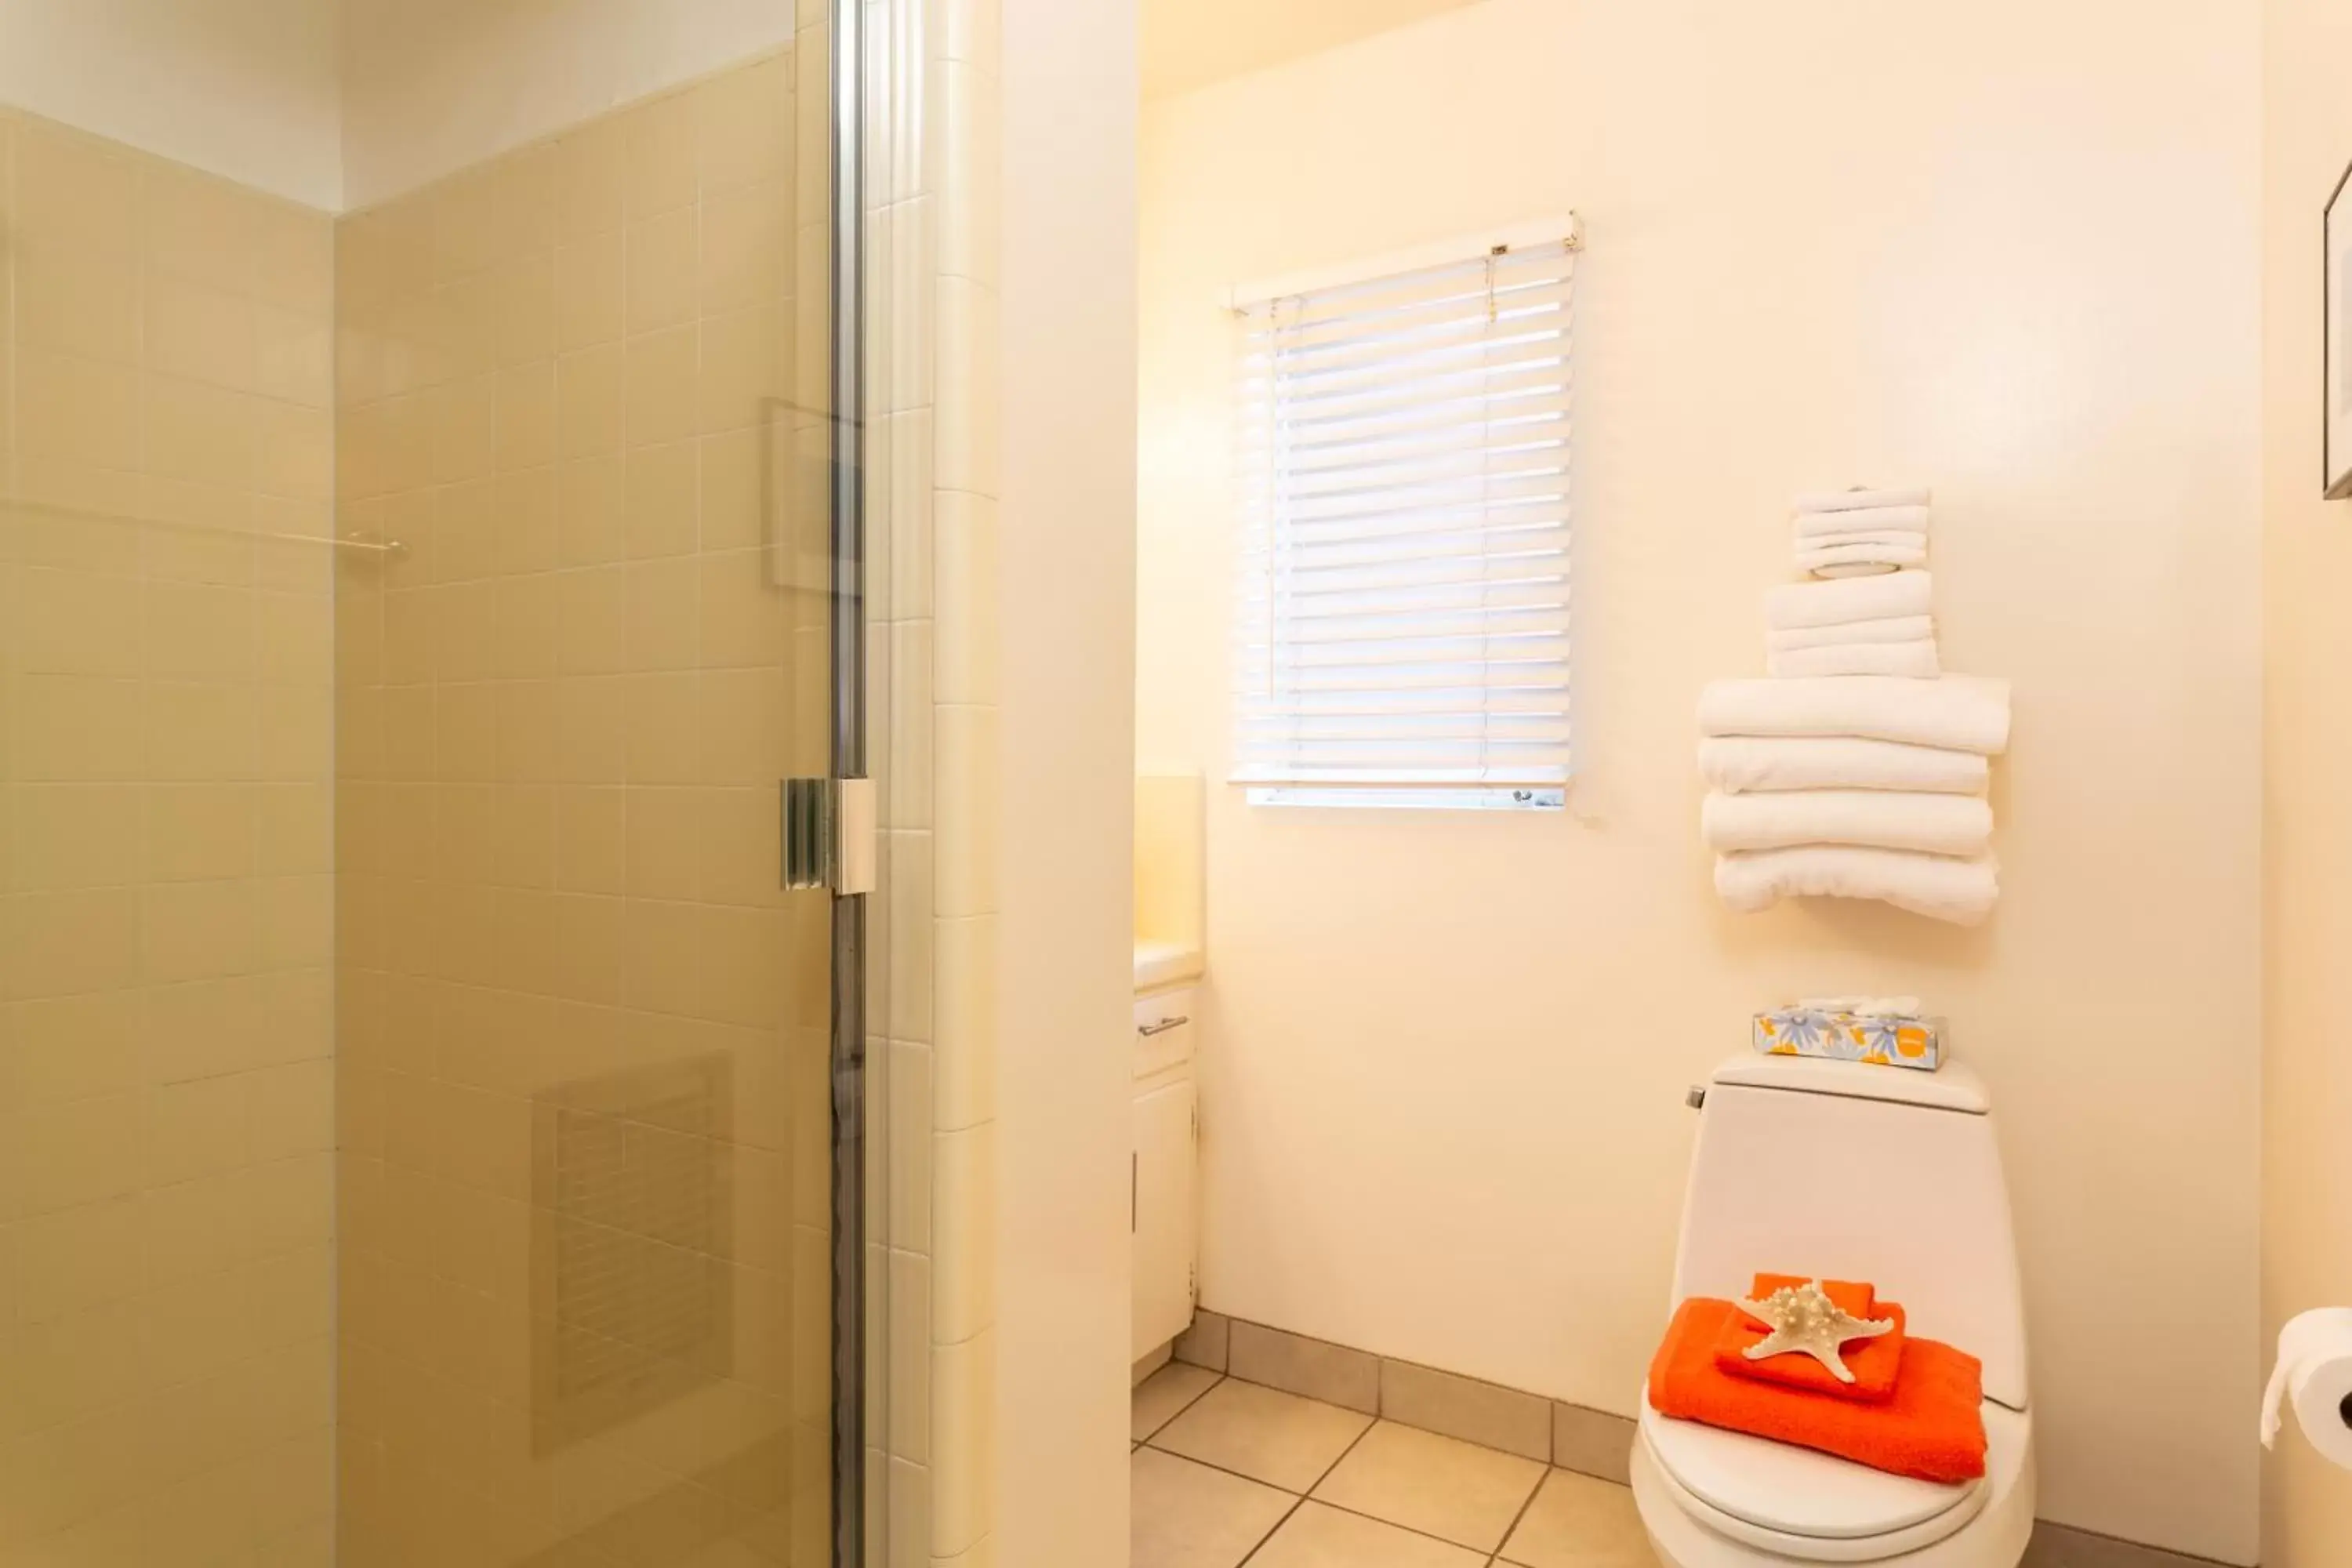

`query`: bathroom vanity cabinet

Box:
[1133,985,1198,1360]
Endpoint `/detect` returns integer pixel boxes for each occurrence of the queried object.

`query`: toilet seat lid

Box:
[1639,1403,1982,1541]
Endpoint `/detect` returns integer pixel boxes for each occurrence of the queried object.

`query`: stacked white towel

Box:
[1763,569,1940,678]
[1792,485,1932,579]
[1698,491,2011,925]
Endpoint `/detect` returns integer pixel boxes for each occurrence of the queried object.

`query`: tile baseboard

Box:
[2020,1523,2241,1568]
[1172,1308,1229,1373]
[1185,1310,2237,1568]
[1228,1319,1378,1414]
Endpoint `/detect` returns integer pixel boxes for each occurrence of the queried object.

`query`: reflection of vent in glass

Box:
[2341,251,2352,412]
[532,1054,735,1450]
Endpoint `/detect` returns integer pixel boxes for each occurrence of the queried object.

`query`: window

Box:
[1230,221,1580,811]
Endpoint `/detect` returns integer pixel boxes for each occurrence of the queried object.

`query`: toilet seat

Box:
[1639,1399,2027,1563]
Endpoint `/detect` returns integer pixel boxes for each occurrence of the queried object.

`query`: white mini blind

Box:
[1232,230,1577,800]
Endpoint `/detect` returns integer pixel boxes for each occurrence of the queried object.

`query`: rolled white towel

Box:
[1794,503,1932,540]
[1699,736,1989,796]
[1794,485,1933,514]
[1697,674,2012,755]
[1797,540,1927,575]
[1702,789,1992,857]
[1796,529,1929,550]
[1715,845,1998,926]
[1766,615,1936,652]
[1767,641,1940,679]
[1765,570,1933,631]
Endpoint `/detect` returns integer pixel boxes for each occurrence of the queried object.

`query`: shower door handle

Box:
[782,777,878,895]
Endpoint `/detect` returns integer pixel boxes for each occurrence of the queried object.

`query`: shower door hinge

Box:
[782,777,877,895]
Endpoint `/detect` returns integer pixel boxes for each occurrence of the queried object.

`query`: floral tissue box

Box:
[1752,1007,1945,1071]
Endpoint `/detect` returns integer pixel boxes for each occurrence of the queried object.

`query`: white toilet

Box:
[1631,1054,2037,1567]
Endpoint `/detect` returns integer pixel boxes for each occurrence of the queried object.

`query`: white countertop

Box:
[1134,940,1203,993]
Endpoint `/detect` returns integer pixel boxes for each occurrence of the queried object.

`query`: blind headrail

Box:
[1222,214,1583,314]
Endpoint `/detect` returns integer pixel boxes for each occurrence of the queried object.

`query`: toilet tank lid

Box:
[1710,1055,1990,1115]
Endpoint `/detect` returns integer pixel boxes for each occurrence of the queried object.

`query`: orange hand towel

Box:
[1651,1297,1987,1483]
[1715,1274,1905,1404]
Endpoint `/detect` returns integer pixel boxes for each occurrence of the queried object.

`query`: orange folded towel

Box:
[1651,1297,1987,1483]
[1715,1274,1906,1404]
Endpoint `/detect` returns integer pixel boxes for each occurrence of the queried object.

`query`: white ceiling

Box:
[1142,0,1487,101]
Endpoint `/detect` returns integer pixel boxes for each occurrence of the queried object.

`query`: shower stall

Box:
[0,0,989,1561]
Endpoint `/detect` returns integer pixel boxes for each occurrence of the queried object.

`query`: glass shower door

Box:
[325,8,885,1568]
[0,1,900,1561]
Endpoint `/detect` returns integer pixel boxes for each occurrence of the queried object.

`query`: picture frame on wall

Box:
[2329,157,2352,499]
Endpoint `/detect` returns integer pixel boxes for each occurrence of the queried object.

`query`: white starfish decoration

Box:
[1736,1280,1896,1384]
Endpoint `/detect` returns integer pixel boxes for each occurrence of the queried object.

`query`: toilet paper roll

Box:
[2260,1307,2352,1467]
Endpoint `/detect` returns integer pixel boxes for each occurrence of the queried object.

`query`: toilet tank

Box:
[1672,1055,2028,1410]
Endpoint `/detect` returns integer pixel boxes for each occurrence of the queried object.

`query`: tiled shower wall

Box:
[328,45,853,1568]
[0,112,339,1562]
[866,0,1003,1562]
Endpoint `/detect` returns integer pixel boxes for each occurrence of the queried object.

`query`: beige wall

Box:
[1141,0,1480,101]
[995,0,1137,1563]
[339,0,799,211]
[0,0,343,208]
[1138,1,2264,1559]
[0,110,339,1561]
[2261,0,2352,1562]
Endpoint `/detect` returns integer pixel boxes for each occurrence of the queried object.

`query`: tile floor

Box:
[1133,1363,1661,1568]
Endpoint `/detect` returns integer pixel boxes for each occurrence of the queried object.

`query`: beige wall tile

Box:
[627,207,702,334]
[255,307,335,408]
[147,274,257,390]
[933,276,1000,496]
[931,1328,998,1557]
[702,185,788,317]
[933,492,998,706]
[144,375,260,489]
[21,252,144,365]
[13,568,146,678]
[556,234,626,352]
[17,350,140,470]
[696,55,793,194]
[625,441,700,559]
[626,325,702,447]
[493,362,557,473]
[932,1120,996,1344]
[144,785,257,883]
[558,343,625,459]
[933,705,1000,919]
[625,93,702,218]
[15,122,140,260]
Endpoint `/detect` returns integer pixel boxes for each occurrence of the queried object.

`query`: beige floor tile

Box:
[1248,1501,1490,1568]
[1501,1469,1660,1568]
[1134,1362,1223,1443]
[1312,1420,1546,1552]
[1132,1447,1297,1568]
[1150,1378,1374,1494]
